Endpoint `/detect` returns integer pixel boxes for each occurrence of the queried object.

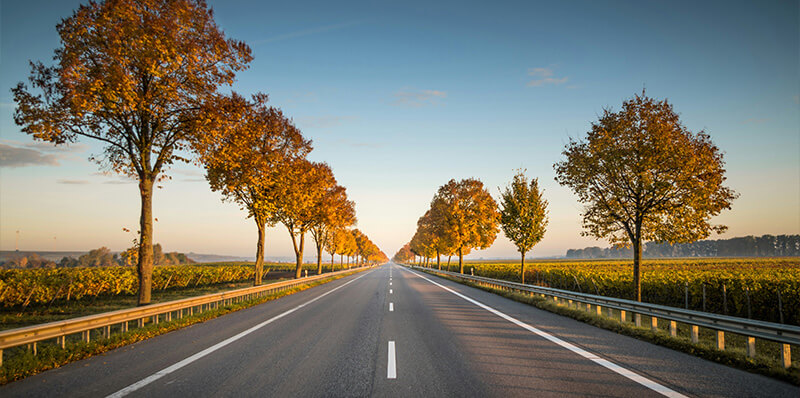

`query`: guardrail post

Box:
[651,317,658,332]
[716,331,725,350]
[781,344,791,368]
[586,303,591,312]
[669,321,677,337]
[104,325,111,338]
[691,325,699,343]
[82,330,90,343]
[0,349,3,367]
[607,307,613,317]
[121,321,128,333]
[620,310,626,323]
[138,318,144,328]
[747,337,756,358]
[58,335,65,349]
[32,342,37,355]
[635,313,641,327]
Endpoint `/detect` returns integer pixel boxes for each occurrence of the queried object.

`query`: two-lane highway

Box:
[2,263,797,397]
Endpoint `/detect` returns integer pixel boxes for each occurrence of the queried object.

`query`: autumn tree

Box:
[12,0,251,305]
[499,171,549,284]
[554,92,737,301]
[310,184,356,274]
[392,243,414,263]
[198,93,310,285]
[272,160,336,278]
[429,178,499,274]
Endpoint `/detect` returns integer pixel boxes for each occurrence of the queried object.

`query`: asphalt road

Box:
[1,263,797,397]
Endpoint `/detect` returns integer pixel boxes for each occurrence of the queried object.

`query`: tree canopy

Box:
[12,0,252,305]
[554,92,737,301]
[499,171,549,284]
[429,178,499,273]
[197,92,311,285]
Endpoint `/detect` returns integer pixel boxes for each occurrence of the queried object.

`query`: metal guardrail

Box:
[410,266,798,368]
[0,265,373,366]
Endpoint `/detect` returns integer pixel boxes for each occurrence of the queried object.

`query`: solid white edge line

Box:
[106,272,370,398]
[400,267,686,398]
[387,341,397,379]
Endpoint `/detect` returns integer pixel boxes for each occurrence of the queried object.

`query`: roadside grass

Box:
[0,269,364,385]
[424,269,800,386]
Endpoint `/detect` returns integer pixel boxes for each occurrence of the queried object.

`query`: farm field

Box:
[432,257,799,325]
[0,261,353,330]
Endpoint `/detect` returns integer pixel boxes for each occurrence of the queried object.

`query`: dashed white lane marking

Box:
[401,268,687,398]
[387,341,397,379]
[389,302,394,312]
[106,273,370,398]
[390,289,393,294]
[390,282,392,286]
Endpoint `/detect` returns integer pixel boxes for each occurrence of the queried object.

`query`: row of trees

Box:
[0,245,194,269]
[396,91,736,302]
[567,234,800,259]
[12,0,385,304]
[395,172,549,284]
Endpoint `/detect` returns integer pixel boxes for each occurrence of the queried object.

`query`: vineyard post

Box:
[684,282,688,309]
[702,283,707,312]
[745,287,751,318]
[722,284,727,315]
[777,290,784,324]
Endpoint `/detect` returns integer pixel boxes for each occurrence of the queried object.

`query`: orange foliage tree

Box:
[197,93,311,285]
[11,0,251,305]
[310,185,356,274]
[271,160,336,278]
[554,92,737,301]
[429,178,500,274]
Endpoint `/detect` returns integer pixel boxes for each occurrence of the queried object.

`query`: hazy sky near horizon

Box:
[1,0,798,260]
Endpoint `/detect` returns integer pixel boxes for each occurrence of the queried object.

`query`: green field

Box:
[432,257,799,325]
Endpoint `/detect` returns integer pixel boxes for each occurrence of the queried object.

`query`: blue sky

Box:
[1,0,798,259]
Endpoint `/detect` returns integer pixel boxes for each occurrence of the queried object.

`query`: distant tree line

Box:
[566,234,800,259]
[0,244,195,269]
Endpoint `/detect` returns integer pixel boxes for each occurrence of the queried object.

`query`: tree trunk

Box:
[291,230,305,279]
[316,241,323,275]
[633,237,642,301]
[520,251,526,285]
[458,246,464,274]
[447,255,451,271]
[331,253,335,272]
[254,219,265,285]
[436,250,441,270]
[137,178,154,306]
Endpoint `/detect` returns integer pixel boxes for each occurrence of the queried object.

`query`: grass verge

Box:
[421,269,800,386]
[0,269,364,385]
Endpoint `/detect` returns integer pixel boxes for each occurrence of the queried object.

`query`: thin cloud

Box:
[392,89,447,107]
[253,21,362,45]
[0,144,59,167]
[57,179,90,185]
[103,180,134,185]
[527,67,568,87]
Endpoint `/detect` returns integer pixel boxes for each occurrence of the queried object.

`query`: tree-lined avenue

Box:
[1,263,795,397]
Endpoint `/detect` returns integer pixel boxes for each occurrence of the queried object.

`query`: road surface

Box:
[2,263,797,397]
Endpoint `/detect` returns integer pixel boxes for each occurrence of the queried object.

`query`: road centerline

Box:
[401,267,687,398]
[106,272,370,398]
[387,341,397,379]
